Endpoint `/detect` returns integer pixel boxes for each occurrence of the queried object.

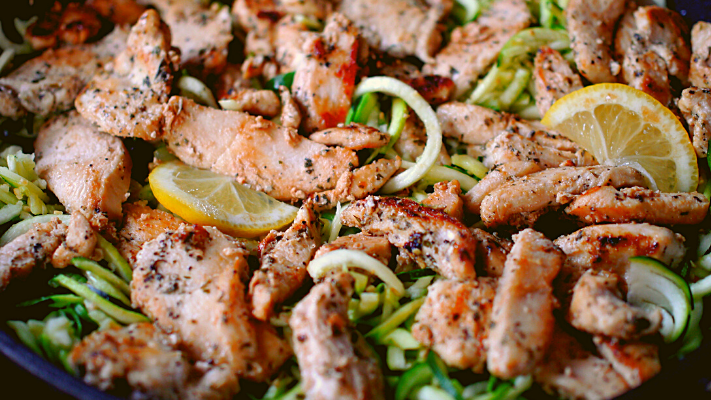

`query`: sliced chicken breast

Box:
[117,203,183,268]
[308,124,390,150]
[422,180,464,221]
[314,232,392,265]
[690,21,711,88]
[594,337,661,389]
[678,86,711,158]
[50,212,97,269]
[533,46,583,116]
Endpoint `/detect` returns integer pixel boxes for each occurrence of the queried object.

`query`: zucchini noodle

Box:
[353,77,443,193]
[308,249,406,296]
[328,202,346,243]
[400,159,478,191]
[177,75,218,108]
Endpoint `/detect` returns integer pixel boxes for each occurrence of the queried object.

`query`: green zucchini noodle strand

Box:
[308,249,406,296]
[353,77,442,193]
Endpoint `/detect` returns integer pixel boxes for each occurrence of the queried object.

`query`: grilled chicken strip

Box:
[412,278,498,372]
[338,0,448,62]
[243,320,293,382]
[220,88,281,118]
[279,85,302,129]
[314,232,392,265]
[70,322,238,400]
[594,337,661,389]
[422,180,464,221]
[50,212,97,269]
[394,112,451,165]
[117,203,183,268]
[464,161,543,215]
[132,225,255,376]
[0,217,66,292]
[470,228,512,278]
[148,0,232,78]
[290,272,385,400]
[678,86,711,158]
[85,0,147,25]
[163,97,359,202]
[533,46,583,116]
[249,204,321,321]
[690,21,711,88]
[341,196,478,280]
[424,0,531,97]
[75,10,180,140]
[488,229,563,379]
[482,131,596,169]
[0,27,127,119]
[35,111,132,229]
[25,2,103,50]
[292,13,360,133]
[309,157,401,212]
[308,124,390,150]
[534,327,629,400]
[569,270,662,340]
[565,0,626,83]
[480,166,646,229]
[565,186,709,225]
[554,223,686,301]
[615,5,691,105]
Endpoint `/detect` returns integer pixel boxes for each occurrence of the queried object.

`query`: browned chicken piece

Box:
[308,157,402,212]
[594,337,661,389]
[480,166,646,229]
[566,186,709,225]
[69,322,239,400]
[565,0,626,83]
[290,272,385,400]
[615,6,691,105]
[569,270,662,340]
[0,217,66,292]
[314,232,392,265]
[437,101,561,146]
[406,75,456,105]
[394,112,451,165]
[220,88,281,118]
[279,85,302,129]
[554,223,686,301]
[422,180,464,221]
[132,225,255,376]
[249,204,321,321]
[25,2,103,50]
[163,97,359,202]
[116,203,182,268]
[86,0,147,25]
[308,124,390,150]
[35,111,132,229]
[274,15,317,71]
[482,131,596,169]
[488,229,563,379]
[534,327,629,400]
[340,196,478,280]
[463,161,543,215]
[0,27,128,119]
[292,13,360,133]
[470,228,511,278]
[339,0,448,62]
[412,278,498,372]
[233,0,332,32]
[147,0,232,77]
[244,321,293,382]
[213,63,252,99]
[690,21,711,88]
[424,0,531,97]
[50,212,97,269]
[75,10,180,140]
[533,46,584,116]
[678,86,711,158]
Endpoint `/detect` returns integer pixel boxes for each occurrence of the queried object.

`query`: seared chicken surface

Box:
[533,46,583,116]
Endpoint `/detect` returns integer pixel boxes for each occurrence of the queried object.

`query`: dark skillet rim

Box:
[1,0,711,399]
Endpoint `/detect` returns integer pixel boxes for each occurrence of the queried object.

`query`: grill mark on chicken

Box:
[75,9,180,140]
[488,229,563,379]
[479,166,646,229]
[341,196,477,280]
[566,0,626,84]
[162,96,359,202]
[85,0,147,26]
[569,270,662,340]
[470,228,512,278]
[249,204,321,321]
[290,272,385,400]
[565,186,709,225]
[411,278,498,372]
[35,111,132,230]
[594,337,661,389]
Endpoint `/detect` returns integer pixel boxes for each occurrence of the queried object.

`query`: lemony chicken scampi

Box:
[0,0,710,399]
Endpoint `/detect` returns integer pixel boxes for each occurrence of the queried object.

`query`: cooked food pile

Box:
[0,0,710,399]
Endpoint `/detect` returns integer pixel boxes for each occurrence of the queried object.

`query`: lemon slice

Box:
[541,83,698,192]
[148,161,298,238]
